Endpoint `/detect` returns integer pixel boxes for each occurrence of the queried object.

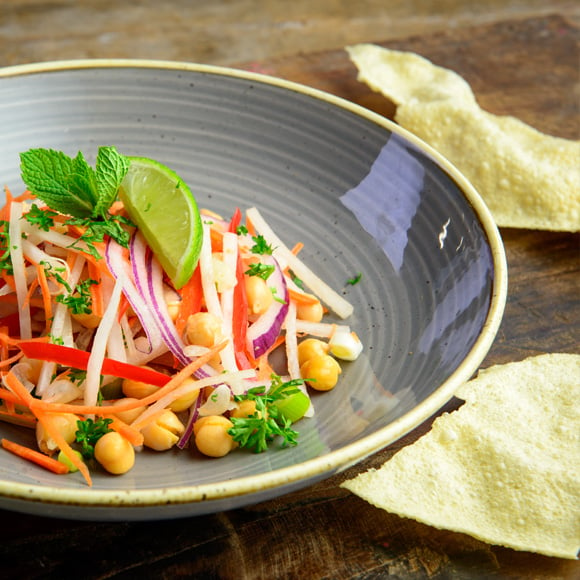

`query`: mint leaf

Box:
[94,146,130,217]
[69,151,99,208]
[20,149,96,218]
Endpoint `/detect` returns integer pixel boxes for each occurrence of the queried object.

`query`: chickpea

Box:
[230,399,260,419]
[36,413,79,455]
[168,377,200,413]
[71,311,102,329]
[194,415,237,458]
[110,397,146,424]
[122,373,159,399]
[245,275,274,316]
[186,312,222,347]
[94,431,135,475]
[300,354,342,391]
[296,297,324,322]
[164,286,181,322]
[297,338,330,366]
[141,409,184,451]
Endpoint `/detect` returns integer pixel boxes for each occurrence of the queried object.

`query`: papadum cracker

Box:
[342,353,580,559]
[346,44,580,232]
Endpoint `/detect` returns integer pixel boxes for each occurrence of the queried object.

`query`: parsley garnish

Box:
[250,235,274,255]
[236,224,248,236]
[347,272,362,285]
[0,221,13,274]
[288,269,305,290]
[245,262,275,280]
[75,417,113,459]
[56,278,98,315]
[23,204,58,231]
[228,375,304,453]
[19,146,132,254]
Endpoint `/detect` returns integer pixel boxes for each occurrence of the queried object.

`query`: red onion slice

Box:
[246,254,288,358]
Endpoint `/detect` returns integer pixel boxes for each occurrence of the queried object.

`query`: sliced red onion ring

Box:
[105,238,163,356]
[246,254,288,358]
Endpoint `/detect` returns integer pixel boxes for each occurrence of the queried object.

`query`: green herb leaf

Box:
[23,204,59,232]
[56,278,97,315]
[0,221,13,274]
[228,375,304,453]
[347,272,362,285]
[20,148,96,218]
[250,235,274,256]
[75,417,113,460]
[245,262,275,280]
[94,146,130,217]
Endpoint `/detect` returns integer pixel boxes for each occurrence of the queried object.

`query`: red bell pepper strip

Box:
[228,207,243,233]
[17,341,170,387]
[231,252,253,370]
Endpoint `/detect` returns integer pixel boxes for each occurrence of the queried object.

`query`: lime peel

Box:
[119,157,202,289]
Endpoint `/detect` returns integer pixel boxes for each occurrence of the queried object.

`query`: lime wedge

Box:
[119,157,202,289]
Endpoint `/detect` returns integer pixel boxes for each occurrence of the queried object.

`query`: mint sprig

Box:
[20,146,129,219]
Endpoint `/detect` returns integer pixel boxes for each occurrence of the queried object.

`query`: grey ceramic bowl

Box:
[0,60,507,521]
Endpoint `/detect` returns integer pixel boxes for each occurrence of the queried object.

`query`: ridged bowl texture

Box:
[0,61,506,520]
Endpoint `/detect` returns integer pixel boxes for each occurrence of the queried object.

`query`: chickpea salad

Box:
[0,147,362,485]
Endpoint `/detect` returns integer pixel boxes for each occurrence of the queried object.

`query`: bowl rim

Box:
[0,58,508,509]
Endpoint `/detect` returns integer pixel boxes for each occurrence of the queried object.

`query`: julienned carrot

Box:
[0,350,24,369]
[175,264,203,336]
[3,373,91,484]
[35,263,53,332]
[0,388,22,405]
[0,409,36,428]
[36,412,92,485]
[288,288,319,306]
[87,260,104,318]
[22,278,39,310]
[290,242,304,256]
[108,417,144,447]
[1,438,69,475]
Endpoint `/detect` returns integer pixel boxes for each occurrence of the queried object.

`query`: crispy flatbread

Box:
[347,44,580,232]
[342,353,580,559]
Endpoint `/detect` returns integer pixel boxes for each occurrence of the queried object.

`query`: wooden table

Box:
[1,12,579,580]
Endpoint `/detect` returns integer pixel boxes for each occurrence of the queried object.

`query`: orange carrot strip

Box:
[1,438,69,475]
[22,278,39,310]
[210,227,223,252]
[175,264,203,336]
[0,187,13,222]
[0,272,16,292]
[245,213,256,237]
[36,263,53,333]
[87,261,103,318]
[0,410,37,428]
[108,416,144,447]
[0,350,24,369]
[0,332,50,347]
[35,413,92,485]
[288,288,319,306]
[0,388,22,405]
[290,242,304,256]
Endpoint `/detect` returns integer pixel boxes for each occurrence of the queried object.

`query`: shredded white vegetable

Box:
[8,202,32,340]
[84,275,124,406]
[246,207,354,319]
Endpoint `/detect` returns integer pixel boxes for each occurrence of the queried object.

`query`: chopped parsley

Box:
[245,262,275,280]
[228,375,304,453]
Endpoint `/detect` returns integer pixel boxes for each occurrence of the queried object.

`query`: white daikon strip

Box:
[246,207,354,319]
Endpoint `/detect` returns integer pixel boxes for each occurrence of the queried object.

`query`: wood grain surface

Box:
[1,13,579,580]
